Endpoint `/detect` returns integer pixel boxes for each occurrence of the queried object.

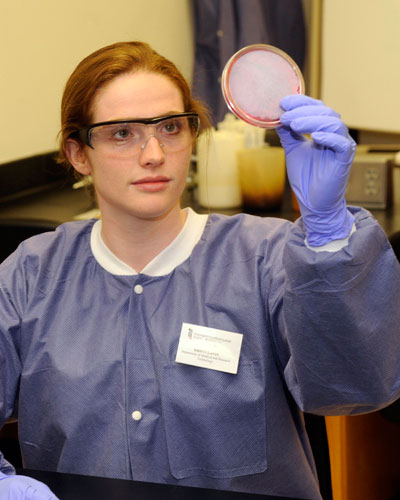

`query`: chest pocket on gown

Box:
[160,360,267,479]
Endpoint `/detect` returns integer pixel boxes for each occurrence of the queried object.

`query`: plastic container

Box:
[237,146,286,210]
[196,128,244,208]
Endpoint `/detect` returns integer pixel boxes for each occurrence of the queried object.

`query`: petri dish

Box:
[221,44,305,128]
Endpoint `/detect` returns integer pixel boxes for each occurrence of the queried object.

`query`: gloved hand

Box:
[0,471,59,499]
[277,94,356,246]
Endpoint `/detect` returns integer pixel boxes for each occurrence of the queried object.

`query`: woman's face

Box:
[70,71,192,224]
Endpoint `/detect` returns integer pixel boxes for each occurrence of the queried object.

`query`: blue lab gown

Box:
[1,206,400,500]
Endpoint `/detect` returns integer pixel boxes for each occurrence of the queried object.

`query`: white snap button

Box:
[134,284,143,295]
[132,410,142,421]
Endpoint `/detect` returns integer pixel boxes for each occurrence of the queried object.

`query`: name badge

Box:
[175,322,243,374]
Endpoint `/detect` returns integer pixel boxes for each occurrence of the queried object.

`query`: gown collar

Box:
[90,207,208,276]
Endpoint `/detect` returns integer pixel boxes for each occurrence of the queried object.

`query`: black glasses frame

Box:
[75,112,201,149]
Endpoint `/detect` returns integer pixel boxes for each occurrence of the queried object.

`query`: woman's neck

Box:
[99,205,187,272]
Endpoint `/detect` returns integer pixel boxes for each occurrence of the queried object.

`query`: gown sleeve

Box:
[271,207,400,415]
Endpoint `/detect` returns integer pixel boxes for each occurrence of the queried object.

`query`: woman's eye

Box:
[113,127,131,140]
[161,120,181,134]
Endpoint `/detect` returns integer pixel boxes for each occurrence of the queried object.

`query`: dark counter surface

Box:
[0,184,94,227]
[17,468,310,500]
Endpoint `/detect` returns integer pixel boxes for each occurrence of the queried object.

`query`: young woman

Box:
[1,41,400,500]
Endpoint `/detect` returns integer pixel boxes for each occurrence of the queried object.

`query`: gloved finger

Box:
[276,124,306,151]
[26,483,59,500]
[280,94,324,111]
[311,131,356,164]
[0,476,60,500]
[283,115,349,137]
[280,104,340,124]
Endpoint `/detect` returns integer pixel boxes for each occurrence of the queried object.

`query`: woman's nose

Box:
[139,134,165,166]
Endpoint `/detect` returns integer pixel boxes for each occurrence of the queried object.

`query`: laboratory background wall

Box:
[1,0,195,165]
[320,0,400,143]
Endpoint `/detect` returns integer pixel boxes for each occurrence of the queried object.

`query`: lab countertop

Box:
[0,184,94,227]
[0,183,399,237]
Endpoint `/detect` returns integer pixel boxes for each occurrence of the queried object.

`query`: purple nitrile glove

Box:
[277,95,356,246]
[0,471,59,500]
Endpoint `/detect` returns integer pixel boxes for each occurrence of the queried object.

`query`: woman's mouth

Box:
[132,176,171,192]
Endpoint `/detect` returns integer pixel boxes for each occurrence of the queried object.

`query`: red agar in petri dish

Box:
[221,44,305,128]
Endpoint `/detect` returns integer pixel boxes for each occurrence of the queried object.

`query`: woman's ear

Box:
[65,139,92,176]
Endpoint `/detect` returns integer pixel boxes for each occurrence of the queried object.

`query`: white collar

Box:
[90,207,208,276]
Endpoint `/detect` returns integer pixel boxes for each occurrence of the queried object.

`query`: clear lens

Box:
[89,116,197,156]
